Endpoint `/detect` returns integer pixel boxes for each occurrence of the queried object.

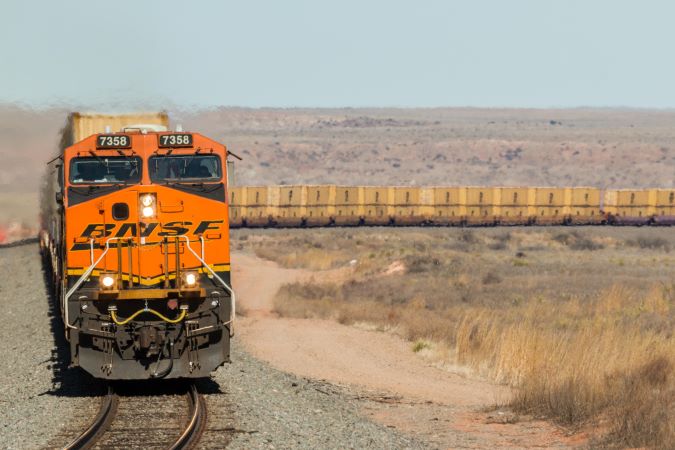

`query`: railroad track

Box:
[0,237,39,249]
[173,384,207,450]
[63,382,206,450]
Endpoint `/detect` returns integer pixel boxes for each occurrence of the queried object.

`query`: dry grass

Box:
[453,286,674,447]
[236,227,675,447]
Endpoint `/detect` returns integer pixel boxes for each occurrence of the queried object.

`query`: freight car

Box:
[40,113,235,380]
[229,185,675,228]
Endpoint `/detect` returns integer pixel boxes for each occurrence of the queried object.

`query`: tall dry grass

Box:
[454,285,674,447]
[276,282,674,447]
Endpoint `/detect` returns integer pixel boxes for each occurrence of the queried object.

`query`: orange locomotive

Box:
[41,113,235,379]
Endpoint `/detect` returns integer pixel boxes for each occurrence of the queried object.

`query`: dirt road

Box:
[232,252,583,449]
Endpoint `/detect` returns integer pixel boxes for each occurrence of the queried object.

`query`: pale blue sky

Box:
[1,0,673,109]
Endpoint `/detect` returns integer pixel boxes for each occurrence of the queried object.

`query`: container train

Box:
[229,185,675,227]
[41,113,235,380]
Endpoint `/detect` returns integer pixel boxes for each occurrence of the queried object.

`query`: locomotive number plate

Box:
[158,133,193,147]
[96,135,132,148]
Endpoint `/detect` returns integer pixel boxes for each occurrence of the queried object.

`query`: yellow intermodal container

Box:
[532,187,567,224]
[276,185,304,226]
[61,112,169,148]
[244,186,272,226]
[228,187,244,227]
[391,187,423,224]
[569,187,602,223]
[334,186,362,225]
[305,185,332,226]
[654,189,675,221]
[498,187,530,224]
[466,187,498,223]
[363,186,390,225]
[614,189,653,221]
[431,187,466,224]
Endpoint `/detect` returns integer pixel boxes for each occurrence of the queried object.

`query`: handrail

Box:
[64,237,128,329]
[179,235,236,336]
[63,235,236,336]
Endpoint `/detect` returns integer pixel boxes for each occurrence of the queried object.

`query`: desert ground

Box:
[0,107,673,448]
[232,226,674,448]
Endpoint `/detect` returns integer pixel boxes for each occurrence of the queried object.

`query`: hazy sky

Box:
[1,0,674,109]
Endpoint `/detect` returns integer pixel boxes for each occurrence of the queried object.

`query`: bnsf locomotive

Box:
[41,113,235,380]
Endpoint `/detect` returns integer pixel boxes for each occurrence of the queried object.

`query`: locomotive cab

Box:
[44,116,235,380]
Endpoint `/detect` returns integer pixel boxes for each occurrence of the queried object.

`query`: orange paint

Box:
[62,131,230,286]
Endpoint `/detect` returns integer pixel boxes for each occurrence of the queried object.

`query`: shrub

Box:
[482,271,502,285]
[608,356,674,448]
[405,255,441,273]
[458,230,477,244]
[412,339,432,353]
[627,236,671,251]
[488,241,507,250]
[552,232,572,245]
[570,238,604,251]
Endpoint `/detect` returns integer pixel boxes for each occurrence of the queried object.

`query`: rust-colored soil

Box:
[232,252,586,448]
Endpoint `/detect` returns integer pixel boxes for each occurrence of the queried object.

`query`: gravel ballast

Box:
[0,244,426,449]
[201,344,426,449]
[0,244,100,449]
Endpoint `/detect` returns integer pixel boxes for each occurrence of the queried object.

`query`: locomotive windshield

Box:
[149,155,221,182]
[69,156,142,184]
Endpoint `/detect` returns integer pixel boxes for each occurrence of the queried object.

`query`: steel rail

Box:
[62,384,118,450]
[0,237,39,249]
[169,383,206,450]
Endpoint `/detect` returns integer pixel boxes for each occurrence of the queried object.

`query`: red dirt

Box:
[232,252,587,448]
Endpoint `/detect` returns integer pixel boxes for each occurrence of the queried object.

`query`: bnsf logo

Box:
[70,220,223,251]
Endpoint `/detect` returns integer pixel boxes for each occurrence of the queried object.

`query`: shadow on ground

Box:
[40,250,102,398]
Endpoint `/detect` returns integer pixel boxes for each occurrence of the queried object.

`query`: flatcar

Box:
[41,113,235,380]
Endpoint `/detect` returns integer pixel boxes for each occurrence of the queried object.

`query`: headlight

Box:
[141,194,154,207]
[139,194,156,218]
[181,271,198,289]
[141,206,155,218]
[100,274,117,290]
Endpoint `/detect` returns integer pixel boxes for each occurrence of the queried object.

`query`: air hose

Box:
[109,306,187,325]
[150,338,174,379]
